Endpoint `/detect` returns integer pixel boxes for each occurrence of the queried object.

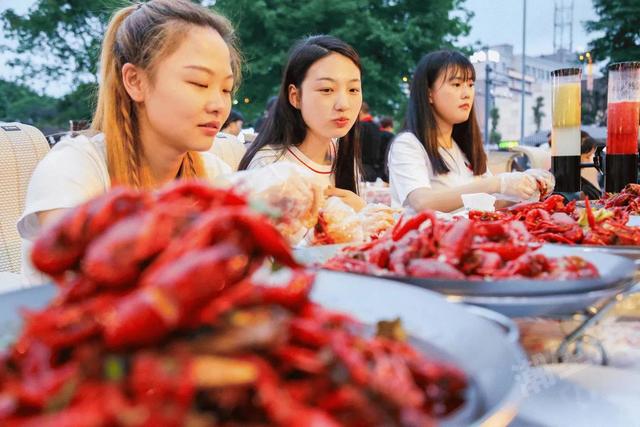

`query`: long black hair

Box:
[238,35,362,193]
[403,50,486,176]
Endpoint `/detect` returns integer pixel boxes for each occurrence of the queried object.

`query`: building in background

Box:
[471,44,593,144]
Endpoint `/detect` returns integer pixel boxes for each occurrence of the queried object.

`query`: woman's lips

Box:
[198,121,221,136]
[333,118,350,128]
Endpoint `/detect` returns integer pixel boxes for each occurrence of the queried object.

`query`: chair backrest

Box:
[0,123,50,273]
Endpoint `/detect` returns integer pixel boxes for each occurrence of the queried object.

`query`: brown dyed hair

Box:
[92,0,241,188]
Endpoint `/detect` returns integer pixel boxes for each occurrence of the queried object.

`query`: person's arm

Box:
[406,171,539,212]
[407,176,501,212]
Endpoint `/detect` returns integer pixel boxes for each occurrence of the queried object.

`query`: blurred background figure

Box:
[221,109,244,138]
[253,96,277,134]
[211,109,247,171]
[359,102,382,182]
[379,115,395,182]
[580,130,602,200]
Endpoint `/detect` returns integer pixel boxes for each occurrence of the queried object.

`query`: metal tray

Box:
[544,242,640,262]
[391,245,636,298]
[0,272,526,427]
[297,245,637,297]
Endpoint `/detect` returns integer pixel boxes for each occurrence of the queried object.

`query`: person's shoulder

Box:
[247,144,283,168]
[200,151,232,178]
[51,131,106,160]
[214,132,241,143]
[392,131,424,150]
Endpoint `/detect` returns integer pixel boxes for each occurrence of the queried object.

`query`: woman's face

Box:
[133,25,234,154]
[429,66,475,127]
[289,52,362,141]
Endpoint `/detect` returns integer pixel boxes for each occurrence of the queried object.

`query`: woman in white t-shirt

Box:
[238,35,366,212]
[18,0,241,284]
[388,50,552,212]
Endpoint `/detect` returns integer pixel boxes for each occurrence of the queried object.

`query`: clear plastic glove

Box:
[498,171,538,200]
[324,186,366,212]
[525,168,555,198]
[220,163,323,244]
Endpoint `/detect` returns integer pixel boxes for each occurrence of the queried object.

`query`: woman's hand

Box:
[325,186,366,212]
[498,172,538,200]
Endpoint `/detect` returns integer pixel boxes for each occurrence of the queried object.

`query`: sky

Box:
[0,0,601,97]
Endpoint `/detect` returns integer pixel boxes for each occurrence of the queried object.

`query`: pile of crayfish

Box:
[603,183,640,215]
[1,181,467,426]
[324,209,599,280]
[470,194,640,246]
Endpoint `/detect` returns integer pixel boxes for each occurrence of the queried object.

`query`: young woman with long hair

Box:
[239,35,365,211]
[18,0,241,284]
[388,50,551,212]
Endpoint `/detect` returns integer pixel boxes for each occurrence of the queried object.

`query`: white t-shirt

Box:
[246,142,337,189]
[17,132,231,286]
[388,131,491,208]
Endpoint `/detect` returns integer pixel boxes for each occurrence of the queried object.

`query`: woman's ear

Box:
[288,84,300,109]
[121,63,147,103]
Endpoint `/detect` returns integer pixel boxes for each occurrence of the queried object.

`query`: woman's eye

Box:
[319,88,333,93]
[350,88,361,93]
[190,82,208,88]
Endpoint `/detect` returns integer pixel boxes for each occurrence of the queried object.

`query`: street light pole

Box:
[520,0,527,144]
[484,60,491,145]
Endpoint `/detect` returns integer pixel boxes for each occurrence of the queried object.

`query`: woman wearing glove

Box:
[387,50,546,213]
[238,35,366,212]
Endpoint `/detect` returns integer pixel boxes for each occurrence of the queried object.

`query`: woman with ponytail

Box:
[18,0,241,284]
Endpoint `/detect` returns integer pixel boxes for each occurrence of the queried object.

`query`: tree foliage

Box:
[1,0,472,124]
[489,106,501,144]
[215,0,473,120]
[585,0,640,65]
[532,96,545,132]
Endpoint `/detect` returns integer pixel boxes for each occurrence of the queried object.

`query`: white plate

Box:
[627,215,640,227]
[512,363,640,427]
[0,272,526,426]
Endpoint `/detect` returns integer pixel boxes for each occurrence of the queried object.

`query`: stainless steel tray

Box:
[298,245,638,317]
[0,272,526,427]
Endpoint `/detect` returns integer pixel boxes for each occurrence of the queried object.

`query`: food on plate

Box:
[469,194,640,246]
[1,182,468,426]
[324,209,599,280]
[312,197,399,246]
[602,183,640,215]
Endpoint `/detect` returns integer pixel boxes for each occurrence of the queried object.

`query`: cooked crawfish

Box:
[325,210,598,281]
[4,181,469,426]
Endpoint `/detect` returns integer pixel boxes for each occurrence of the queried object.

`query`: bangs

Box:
[443,62,476,82]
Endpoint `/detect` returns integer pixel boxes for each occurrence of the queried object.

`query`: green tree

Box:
[584,0,640,65]
[0,0,127,85]
[204,0,472,120]
[532,96,545,132]
[0,79,59,128]
[2,0,472,123]
[489,106,501,144]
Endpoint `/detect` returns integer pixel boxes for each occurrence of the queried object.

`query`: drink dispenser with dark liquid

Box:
[605,62,640,193]
[551,68,582,193]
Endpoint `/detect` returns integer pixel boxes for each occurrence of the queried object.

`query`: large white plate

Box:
[0,272,526,427]
[511,363,640,427]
